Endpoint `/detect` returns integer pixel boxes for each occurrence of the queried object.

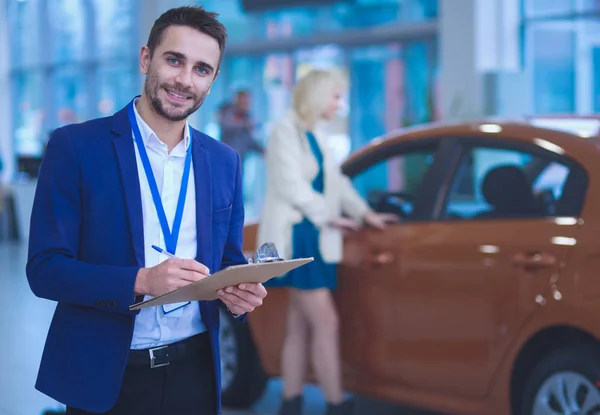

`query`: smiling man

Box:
[26,6,266,415]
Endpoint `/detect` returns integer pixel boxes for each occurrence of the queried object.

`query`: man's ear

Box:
[140,46,151,75]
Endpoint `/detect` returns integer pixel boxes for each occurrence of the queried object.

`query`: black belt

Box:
[128,332,210,369]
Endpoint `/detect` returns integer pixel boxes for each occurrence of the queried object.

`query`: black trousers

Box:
[66,333,216,415]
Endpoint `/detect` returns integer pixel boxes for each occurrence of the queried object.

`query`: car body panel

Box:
[393,219,578,396]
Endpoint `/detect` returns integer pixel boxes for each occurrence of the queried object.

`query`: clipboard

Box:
[129,257,313,311]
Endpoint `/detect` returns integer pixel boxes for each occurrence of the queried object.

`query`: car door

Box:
[395,137,587,398]
[335,138,454,385]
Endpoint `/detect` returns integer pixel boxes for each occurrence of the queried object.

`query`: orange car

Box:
[218,118,600,415]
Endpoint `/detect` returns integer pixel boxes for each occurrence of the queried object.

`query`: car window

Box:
[442,145,585,220]
[351,148,436,220]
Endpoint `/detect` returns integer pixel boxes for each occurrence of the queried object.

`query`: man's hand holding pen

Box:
[133,245,210,297]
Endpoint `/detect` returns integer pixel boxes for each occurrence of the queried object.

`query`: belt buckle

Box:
[149,345,170,369]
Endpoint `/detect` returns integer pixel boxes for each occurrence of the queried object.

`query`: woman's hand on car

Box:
[363,211,400,229]
[329,216,362,232]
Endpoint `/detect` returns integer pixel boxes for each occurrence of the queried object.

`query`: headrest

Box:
[482,165,535,211]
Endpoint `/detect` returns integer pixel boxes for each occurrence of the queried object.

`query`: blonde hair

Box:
[292,68,347,127]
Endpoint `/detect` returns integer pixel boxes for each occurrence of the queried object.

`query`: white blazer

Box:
[256,111,371,264]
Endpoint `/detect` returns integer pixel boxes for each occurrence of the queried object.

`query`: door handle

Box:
[369,251,394,266]
[511,252,557,271]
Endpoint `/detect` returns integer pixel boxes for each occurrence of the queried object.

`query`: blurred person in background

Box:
[26,6,266,415]
[218,89,264,169]
[258,69,398,415]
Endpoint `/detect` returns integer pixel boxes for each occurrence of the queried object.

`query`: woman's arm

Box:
[339,173,371,222]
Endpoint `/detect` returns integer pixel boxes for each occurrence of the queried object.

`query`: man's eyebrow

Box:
[163,50,215,72]
[163,50,186,61]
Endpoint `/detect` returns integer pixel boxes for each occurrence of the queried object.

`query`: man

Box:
[218,89,264,167]
[26,6,267,415]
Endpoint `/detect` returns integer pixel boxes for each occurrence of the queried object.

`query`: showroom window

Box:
[197,0,437,43]
[5,0,438,222]
[523,0,600,114]
[7,0,139,160]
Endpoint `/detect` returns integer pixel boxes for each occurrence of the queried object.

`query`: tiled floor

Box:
[0,241,435,415]
[0,242,65,415]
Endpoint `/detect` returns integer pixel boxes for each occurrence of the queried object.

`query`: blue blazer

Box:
[26,103,248,414]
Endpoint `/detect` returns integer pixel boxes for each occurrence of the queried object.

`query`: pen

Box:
[152,245,179,260]
[151,245,190,312]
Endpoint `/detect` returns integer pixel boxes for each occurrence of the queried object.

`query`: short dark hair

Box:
[147,6,227,62]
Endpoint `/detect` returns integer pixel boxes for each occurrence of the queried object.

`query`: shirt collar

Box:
[132,97,191,154]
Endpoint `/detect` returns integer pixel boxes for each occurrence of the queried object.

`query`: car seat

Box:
[476,165,545,219]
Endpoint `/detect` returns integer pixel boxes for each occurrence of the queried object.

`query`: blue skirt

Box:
[264,218,337,290]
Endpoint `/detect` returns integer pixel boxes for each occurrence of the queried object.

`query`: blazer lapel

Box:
[191,131,214,322]
[191,131,212,268]
[112,104,145,268]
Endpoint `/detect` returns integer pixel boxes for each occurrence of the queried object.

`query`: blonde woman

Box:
[258,69,397,415]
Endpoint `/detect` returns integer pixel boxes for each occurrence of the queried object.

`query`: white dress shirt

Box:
[130,99,206,350]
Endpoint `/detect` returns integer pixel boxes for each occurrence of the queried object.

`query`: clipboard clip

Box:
[248,242,285,264]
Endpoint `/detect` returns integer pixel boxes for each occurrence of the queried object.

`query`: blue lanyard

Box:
[127,100,192,258]
[128,100,193,314]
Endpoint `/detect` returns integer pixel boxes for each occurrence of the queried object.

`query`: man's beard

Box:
[144,70,208,122]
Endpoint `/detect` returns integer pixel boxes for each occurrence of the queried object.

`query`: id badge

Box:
[162,302,190,315]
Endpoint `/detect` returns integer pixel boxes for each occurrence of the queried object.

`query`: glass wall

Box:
[523,0,600,114]
[6,0,438,220]
[348,40,438,199]
[197,0,437,44]
[185,1,439,219]
[7,0,139,158]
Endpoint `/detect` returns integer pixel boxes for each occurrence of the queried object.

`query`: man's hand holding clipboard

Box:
[129,243,313,312]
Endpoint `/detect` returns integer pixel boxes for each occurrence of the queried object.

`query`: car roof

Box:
[341,118,600,171]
